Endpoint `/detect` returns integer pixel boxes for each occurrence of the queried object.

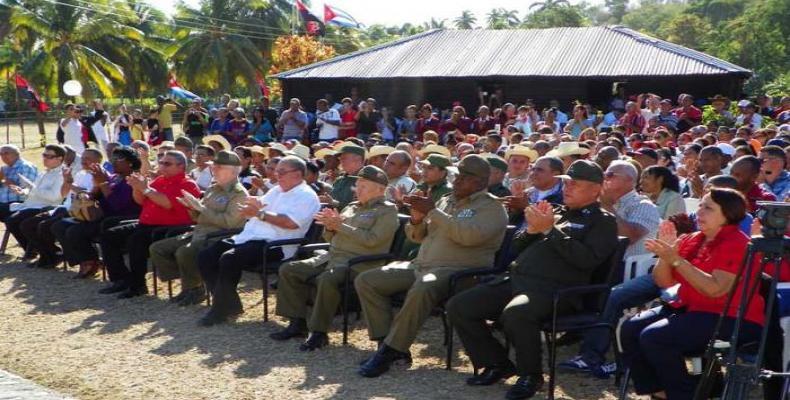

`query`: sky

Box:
[153,0,589,27]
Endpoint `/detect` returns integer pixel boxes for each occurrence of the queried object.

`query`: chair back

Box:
[623,253,658,283]
[585,236,629,311]
[304,220,324,244]
[493,225,518,270]
[389,214,411,256]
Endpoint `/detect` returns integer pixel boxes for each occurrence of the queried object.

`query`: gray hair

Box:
[279,155,306,177]
[607,160,638,186]
[131,140,150,152]
[0,144,20,156]
[389,150,412,166]
[164,150,187,168]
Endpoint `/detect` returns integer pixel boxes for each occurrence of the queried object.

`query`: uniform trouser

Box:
[620,307,762,400]
[354,263,460,353]
[149,235,204,290]
[446,280,574,376]
[51,218,101,266]
[20,208,68,263]
[100,222,162,287]
[580,273,660,365]
[198,239,283,318]
[4,207,48,252]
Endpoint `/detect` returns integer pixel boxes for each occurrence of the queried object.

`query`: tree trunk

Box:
[36,110,46,147]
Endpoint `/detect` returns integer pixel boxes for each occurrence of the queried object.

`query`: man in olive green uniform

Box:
[321,143,365,210]
[446,160,618,400]
[270,165,399,350]
[355,154,509,378]
[486,154,512,198]
[148,150,248,306]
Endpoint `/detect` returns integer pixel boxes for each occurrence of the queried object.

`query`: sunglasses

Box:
[158,161,175,167]
[604,171,621,179]
[275,168,298,175]
[42,153,60,159]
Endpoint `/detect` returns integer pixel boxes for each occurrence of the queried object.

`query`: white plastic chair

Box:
[622,253,658,283]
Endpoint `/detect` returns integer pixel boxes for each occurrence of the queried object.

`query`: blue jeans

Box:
[579,273,660,365]
[621,307,762,400]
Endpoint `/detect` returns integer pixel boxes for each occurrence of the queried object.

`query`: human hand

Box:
[657,220,678,245]
[524,201,554,234]
[88,163,108,184]
[250,176,265,189]
[404,193,435,215]
[62,167,74,184]
[510,179,528,195]
[125,173,148,192]
[504,194,528,212]
[645,238,680,262]
[314,208,344,231]
[238,197,264,218]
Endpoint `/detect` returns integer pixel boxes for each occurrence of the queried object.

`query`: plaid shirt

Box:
[0,158,39,204]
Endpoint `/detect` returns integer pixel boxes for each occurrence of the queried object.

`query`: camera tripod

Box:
[695,235,790,400]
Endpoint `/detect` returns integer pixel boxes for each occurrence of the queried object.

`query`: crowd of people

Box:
[1,89,789,400]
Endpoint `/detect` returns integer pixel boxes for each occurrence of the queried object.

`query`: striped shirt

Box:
[613,190,660,259]
[0,158,39,204]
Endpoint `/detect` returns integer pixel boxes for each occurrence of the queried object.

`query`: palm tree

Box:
[9,0,145,99]
[421,17,446,30]
[169,0,275,96]
[530,0,571,12]
[487,8,520,29]
[454,10,477,29]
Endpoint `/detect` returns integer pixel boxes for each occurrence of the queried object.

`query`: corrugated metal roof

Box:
[276,26,751,79]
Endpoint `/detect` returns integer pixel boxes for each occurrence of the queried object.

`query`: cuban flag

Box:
[296,0,325,36]
[168,74,199,100]
[323,3,361,28]
[15,74,49,112]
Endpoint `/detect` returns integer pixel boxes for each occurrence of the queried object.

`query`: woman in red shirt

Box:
[338,98,357,139]
[620,188,764,400]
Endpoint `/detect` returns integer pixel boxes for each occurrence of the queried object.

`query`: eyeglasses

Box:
[604,171,621,179]
[42,153,60,159]
[275,168,298,175]
[158,161,175,167]
[530,166,547,173]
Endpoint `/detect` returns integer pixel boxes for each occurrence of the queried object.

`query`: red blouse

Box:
[674,225,764,325]
[139,173,201,226]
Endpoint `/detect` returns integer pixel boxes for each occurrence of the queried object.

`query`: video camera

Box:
[755,201,790,239]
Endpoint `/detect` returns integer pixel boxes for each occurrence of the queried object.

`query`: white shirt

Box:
[92,112,108,142]
[190,165,213,190]
[11,165,65,212]
[62,118,85,155]
[232,181,320,259]
[736,113,762,129]
[62,169,95,210]
[386,174,417,201]
[316,108,341,140]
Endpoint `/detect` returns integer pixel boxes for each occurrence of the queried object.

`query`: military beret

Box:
[338,143,367,158]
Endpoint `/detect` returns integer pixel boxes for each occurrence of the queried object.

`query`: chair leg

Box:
[618,367,631,400]
[342,275,350,345]
[547,330,557,400]
[0,230,10,255]
[167,280,173,299]
[262,261,269,322]
[152,264,158,296]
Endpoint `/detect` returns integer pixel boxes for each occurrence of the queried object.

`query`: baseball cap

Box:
[556,160,604,184]
[419,154,452,169]
[213,150,241,166]
[357,165,389,186]
[456,154,491,180]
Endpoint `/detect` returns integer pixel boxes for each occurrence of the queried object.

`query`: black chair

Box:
[59,214,140,281]
[441,225,518,369]
[150,224,195,297]
[0,229,12,255]
[336,214,411,345]
[541,236,629,400]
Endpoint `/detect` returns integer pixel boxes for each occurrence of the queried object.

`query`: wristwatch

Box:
[671,258,684,268]
[143,188,155,196]
[258,209,267,221]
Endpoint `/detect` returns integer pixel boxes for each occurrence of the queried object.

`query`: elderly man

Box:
[447,160,618,400]
[486,155,511,197]
[503,145,537,191]
[4,145,68,260]
[98,150,201,298]
[355,155,508,378]
[383,150,416,201]
[271,166,399,350]
[148,151,248,306]
[197,156,320,326]
[321,144,366,210]
[600,160,660,259]
[0,145,38,222]
[277,98,308,142]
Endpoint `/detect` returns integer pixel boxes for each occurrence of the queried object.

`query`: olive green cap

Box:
[457,154,491,180]
[357,165,389,186]
[485,154,508,172]
[213,150,241,166]
[338,143,366,158]
[556,159,604,184]
[419,153,452,169]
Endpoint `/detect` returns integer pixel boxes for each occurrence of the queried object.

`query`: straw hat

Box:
[368,145,396,159]
[504,145,538,161]
[314,148,337,160]
[249,145,268,159]
[203,135,231,151]
[419,143,451,158]
[268,142,289,157]
[546,142,591,158]
[288,143,311,160]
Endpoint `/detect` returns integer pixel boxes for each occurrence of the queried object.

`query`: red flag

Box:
[255,71,270,98]
[296,0,325,36]
[14,73,49,113]
[323,4,336,23]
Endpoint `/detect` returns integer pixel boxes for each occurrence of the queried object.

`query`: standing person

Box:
[447,160,617,400]
[397,105,419,141]
[0,145,38,222]
[354,101,380,142]
[416,103,440,142]
[60,103,90,155]
[98,150,200,298]
[355,155,508,378]
[182,98,208,144]
[271,166,399,349]
[565,104,592,139]
[146,109,162,146]
[92,106,110,149]
[248,107,275,143]
[619,101,646,136]
[197,156,320,326]
[277,98,308,142]
[156,95,181,142]
[339,97,358,139]
[114,104,132,145]
[315,99,341,143]
[438,105,473,141]
[130,110,145,142]
[473,106,496,135]
[377,107,397,143]
[673,94,702,134]
[259,96,279,128]
[227,109,249,145]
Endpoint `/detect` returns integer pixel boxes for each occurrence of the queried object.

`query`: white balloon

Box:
[63,80,83,96]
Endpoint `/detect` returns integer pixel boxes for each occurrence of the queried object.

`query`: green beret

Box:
[357,165,389,186]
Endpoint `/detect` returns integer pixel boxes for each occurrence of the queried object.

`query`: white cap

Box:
[716,142,736,156]
[737,99,752,108]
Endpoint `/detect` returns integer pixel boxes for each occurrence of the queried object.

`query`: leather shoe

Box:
[358,345,412,378]
[177,287,207,306]
[269,319,307,341]
[98,282,128,294]
[299,332,329,351]
[506,375,544,400]
[197,311,226,327]
[117,285,148,299]
[466,362,516,386]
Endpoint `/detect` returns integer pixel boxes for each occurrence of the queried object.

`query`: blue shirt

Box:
[761,170,790,201]
[251,120,275,143]
[208,118,231,134]
[0,158,39,204]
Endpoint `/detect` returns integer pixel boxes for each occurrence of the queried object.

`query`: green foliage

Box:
[522,6,589,29]
[762,73,790,98]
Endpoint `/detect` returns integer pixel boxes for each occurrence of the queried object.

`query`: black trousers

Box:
[446,279,574,376]
[99,222,162,287]
[0,202,18,222]
[51,218,102,266]
[20,208,68,263]
[4,207,49,252]
[198,239,283,318]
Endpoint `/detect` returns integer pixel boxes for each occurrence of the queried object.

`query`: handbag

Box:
[68,192,104,222]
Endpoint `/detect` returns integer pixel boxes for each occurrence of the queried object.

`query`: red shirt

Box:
[340,110,357,138]
[744,184,776,213]
[139,173,201,226]
[672,105,703,124]
[416,116,440,141]
[473,116,496,134]
[674,225,764,325]
[438,117,473,136]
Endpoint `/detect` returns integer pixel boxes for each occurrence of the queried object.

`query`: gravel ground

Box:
[0,227,634,400]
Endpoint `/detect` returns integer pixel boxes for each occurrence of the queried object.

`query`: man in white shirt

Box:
[383,150,416,201]
[315,98,341,142]
[60,104,86,155]
[4,144,68,259]
[190,145,215,191]
[197,155,321,326]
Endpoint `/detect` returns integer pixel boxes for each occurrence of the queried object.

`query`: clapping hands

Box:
[314,207,344,231]
[645,220,681,262]
[524,200,555,234]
